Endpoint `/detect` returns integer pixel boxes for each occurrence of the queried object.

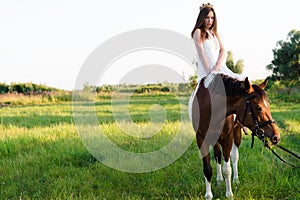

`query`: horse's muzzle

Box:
[271,135,280,145]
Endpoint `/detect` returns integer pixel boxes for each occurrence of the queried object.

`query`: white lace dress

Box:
[188,32,244,120]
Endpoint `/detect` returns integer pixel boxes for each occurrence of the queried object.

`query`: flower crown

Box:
[200,3,213,10]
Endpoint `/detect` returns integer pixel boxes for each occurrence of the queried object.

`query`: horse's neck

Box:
[226,95,244,116]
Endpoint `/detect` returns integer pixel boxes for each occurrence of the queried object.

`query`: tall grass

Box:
[0,91,72,106]
[0,94,299,199]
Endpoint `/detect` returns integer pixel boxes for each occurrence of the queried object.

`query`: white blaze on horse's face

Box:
[263,99,268,108]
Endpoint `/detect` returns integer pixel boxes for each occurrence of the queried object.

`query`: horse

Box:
[191,74,280,200]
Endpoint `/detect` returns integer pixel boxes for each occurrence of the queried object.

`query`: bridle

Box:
[240,93,275,148]
[238,92,300,167]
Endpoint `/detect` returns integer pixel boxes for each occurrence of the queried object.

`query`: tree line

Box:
[0,82,59,94]
[89,83,193,94]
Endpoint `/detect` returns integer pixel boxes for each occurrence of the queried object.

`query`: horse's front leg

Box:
[231,123,242,184]
[221,139,234,199]
[214,143,224,184]
[231,142,239,184]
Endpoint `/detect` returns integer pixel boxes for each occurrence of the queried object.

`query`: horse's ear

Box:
[259,77,269,90]
[244,77,254,93]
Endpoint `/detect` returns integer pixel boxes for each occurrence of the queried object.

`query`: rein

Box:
[266,144,300,168]
[239,93,300,168]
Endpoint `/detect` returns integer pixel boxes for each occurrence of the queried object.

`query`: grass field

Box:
[0,93,299,199]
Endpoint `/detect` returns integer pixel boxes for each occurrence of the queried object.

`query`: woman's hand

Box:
[211,64,221,72]
[205,67,211,74]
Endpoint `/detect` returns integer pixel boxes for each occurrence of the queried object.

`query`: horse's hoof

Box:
[217,176,224,182]
[204,192,213,200]
[233,178,240,185]
[226,192,234,200]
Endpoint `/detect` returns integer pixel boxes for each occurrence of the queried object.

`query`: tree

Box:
[226,51,244,74]
[266,29,300,81]
[0,83,9,94]
[188,72,198,90]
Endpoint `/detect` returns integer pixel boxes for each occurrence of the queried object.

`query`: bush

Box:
[265,80,300,102]
[0,83,9,94]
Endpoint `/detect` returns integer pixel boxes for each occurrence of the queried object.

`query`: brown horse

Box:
[191,74,280,200]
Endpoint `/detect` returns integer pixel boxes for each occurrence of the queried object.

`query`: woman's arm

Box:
[193,29,211,74]
[212,32,226,71]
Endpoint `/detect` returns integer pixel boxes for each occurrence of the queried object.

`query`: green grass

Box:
[0,94,299,199]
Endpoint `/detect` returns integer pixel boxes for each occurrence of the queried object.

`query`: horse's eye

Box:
[256,107,262,113]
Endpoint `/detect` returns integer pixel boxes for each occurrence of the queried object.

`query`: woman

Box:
[191,3,244,82]
[188,3,244,119]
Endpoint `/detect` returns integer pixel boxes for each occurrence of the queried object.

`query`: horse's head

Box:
[237,77,280,146]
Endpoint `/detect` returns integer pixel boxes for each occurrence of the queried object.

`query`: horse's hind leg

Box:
[231,123,242,184]
[197,134,213,200]
[203,153,213,200]
[214,143,224,184]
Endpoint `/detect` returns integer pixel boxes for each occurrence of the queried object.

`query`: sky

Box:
[1,0,299,90]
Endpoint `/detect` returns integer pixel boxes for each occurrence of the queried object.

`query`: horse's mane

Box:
[202,73,245,96]
[252,84,267,99]
[201,73,268,99]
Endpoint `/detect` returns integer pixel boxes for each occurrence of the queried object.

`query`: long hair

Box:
[191,6,218,40]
